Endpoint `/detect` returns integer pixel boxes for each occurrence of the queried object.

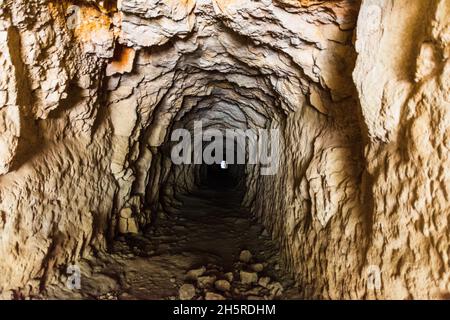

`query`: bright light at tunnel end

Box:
[220,160,228,169]
[170,121,280,176]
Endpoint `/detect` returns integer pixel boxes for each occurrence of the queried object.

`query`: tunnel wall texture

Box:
[0,0,449,299]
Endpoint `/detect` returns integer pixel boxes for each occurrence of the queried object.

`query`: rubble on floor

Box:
[177,250,284,301]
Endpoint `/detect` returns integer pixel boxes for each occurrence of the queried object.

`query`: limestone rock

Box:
[106,47,137,77]
[186,266,207,281]
[197,276,216,289]
[250,263,264,273]
[118,208,139,234]
[0,0,447,301]
[268,282,284,298]
[179,284,196,300]
[205,292,226,301]
[240,271,258,285]
[214,280,231,292]
[258,277,271,288]
[239,250,253,263]
[224,272,234,283]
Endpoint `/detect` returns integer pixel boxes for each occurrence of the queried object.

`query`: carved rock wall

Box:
[0,0,448,299]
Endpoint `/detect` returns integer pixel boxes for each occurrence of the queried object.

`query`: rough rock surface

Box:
[177,251,285,300]
[353,0,450,299]
[0,0,448,300]
[42,189,297,300]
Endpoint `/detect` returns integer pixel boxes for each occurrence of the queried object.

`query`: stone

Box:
[118,208,139,234]
[258,277,271,288]
[214,280,231,292]
[186,266,206,280]
[120,208,132,218]
[250,263,264,273]
[268,282,284,298]
[239,250,253,263]
[197,276,216,289]
[119,292,134,300]
[179,284,196,300]
[205,292,226,301]
[0,0,447,301]
[126,217,139,234]
[224,272,234,283]
[106,47,136,77]
[240,271,258,285]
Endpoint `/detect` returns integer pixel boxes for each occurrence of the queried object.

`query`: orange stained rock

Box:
[106,45,136,76]
[72,6,112,42]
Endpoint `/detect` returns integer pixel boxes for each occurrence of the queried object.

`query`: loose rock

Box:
[258,277,271,288]
[186,266,206,280]
[197,275,216,289]
[268,282,283,297]
[179,284,196,300]
[205,292,226,300]
[239,250,253,263]
[214,280,231,292]
[224,272,234,282]
[240,271,258,285]
[251,263,264,273]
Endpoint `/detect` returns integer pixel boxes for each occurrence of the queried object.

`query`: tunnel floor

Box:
[45,189,300,300]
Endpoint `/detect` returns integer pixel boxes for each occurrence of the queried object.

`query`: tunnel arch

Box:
[103,0,366,301]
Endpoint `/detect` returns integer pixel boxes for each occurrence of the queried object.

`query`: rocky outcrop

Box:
[354,0,450,299]
[0,0,118,297]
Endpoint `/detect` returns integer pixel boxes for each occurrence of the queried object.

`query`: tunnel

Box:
[201,162,244,190]
[0,0,449,301]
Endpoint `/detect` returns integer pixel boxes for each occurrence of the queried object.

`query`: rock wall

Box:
[354,0,450,299]
[0,0,119,296]
[248,0,366,299]
[0,0,448,299]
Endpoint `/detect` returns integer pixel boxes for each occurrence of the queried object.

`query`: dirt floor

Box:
[44,188,301,300]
